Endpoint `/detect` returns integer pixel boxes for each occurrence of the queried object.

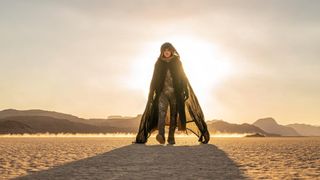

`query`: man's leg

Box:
[157,92,169,144]
[168,93,177,144]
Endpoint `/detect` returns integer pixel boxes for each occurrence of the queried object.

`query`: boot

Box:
[167,126,176,144]
[156,133,165,144]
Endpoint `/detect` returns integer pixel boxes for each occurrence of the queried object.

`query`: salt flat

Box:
[0,136,319,179]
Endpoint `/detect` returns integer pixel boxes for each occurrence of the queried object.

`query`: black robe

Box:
[134,55,210,144]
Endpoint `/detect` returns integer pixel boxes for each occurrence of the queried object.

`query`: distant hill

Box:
[206,120,279,136]
[0,120,35,134]
[253,117,300,136]
[0,109,141,134]
[286,124,320,136]
[0,116,122,134]
[0,109,87,124]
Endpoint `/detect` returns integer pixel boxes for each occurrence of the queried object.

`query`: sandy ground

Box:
[0,136,319,180]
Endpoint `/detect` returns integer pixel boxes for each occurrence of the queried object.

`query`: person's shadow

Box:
[15,144,247,180]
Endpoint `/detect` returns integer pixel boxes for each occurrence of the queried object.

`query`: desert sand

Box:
[0,136,319,179]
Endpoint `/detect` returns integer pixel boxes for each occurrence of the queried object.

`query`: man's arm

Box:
[179,61,189,100]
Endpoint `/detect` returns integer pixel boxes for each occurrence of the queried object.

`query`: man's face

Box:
[163,48,172,58]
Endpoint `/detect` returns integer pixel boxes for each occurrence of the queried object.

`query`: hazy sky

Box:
[1,0,319,125]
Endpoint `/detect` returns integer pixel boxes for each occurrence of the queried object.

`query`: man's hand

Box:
[183,91,189,101]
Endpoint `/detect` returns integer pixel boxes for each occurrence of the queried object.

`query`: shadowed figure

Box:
[15,144,247,180]
[134,42,210,145]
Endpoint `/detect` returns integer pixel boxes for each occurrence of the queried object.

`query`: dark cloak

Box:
[134,55,210,144]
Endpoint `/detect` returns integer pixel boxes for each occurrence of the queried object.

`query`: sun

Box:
[127,35,234,109]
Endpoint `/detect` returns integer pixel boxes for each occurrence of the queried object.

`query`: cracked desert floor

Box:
[0,136,319,179]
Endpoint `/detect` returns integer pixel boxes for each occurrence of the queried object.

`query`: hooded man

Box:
[134,42,210,144]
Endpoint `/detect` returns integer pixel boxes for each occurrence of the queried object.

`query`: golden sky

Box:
[1,0,319,125]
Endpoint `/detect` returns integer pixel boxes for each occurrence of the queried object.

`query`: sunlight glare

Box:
[127,35,235,109]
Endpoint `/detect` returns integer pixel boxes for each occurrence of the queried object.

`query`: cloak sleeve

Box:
[148,62,158,101]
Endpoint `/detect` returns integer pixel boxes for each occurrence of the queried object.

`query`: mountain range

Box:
[253,117,301,136]
[0,109,319,136]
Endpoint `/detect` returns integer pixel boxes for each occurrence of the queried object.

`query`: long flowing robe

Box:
[134,55,210,144]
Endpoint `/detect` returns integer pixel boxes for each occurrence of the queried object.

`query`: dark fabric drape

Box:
[134,55,210,144]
